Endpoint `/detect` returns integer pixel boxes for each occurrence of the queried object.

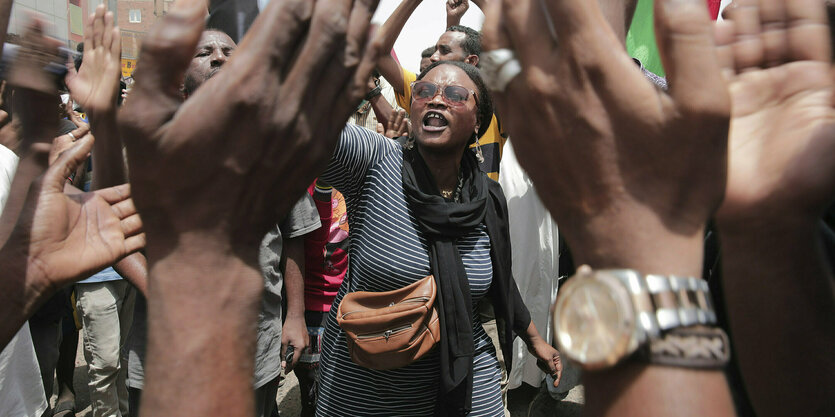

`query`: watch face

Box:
[555,271,636,369]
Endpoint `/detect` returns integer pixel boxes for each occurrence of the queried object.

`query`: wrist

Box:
[365,86,382,101]
[0,239,52,318]
[562,215,705,278]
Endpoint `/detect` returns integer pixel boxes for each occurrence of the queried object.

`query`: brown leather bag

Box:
[336,275,441,370]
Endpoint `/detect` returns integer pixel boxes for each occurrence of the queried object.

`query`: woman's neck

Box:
[418,146,463,194]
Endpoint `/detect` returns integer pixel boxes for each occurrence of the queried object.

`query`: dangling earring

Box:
[474,136,485,163]
[404,135,415,150]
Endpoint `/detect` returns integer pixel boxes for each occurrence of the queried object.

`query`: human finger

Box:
[83,11,94,54]
[43,133,94,194]
[109,26,120,60]
[95,183,131,205]
[92,5,105,51]
[237,0,313,79]
[714,20,737,79]
[756,0,788,67]
[111,196,137,220]
[654,0,730,117]
[330,0,380,116]
[129,0,207,103]
[123,233,146,254]
[120,212,143,237]
[282,0,350,91]
[482,0,510,51]
[724,0,765,71]
[103,10,115,55]
[786,0,830,62]
[500,0,557,66]
[49,127,90,165]
[49,125,91,163]
[535,0,602,41]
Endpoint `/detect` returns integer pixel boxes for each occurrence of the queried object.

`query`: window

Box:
[129,9,141,23]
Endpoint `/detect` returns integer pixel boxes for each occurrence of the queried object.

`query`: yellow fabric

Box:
[396,67,506,179]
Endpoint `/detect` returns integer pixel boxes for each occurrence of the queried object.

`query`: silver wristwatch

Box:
[552,265,728,370]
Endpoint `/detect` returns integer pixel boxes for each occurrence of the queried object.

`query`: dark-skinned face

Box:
[411,64,480,154]
[183,30,236,96]
[430,31,477,66]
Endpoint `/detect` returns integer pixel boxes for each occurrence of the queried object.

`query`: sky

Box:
[371,0,485,74]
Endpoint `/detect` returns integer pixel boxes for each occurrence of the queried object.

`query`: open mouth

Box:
[422,111,448,132]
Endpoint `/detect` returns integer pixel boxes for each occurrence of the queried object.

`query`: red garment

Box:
[707,0,721,19]
[303,182,349,312]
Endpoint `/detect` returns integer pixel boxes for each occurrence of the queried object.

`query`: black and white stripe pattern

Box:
[315,125,504,416]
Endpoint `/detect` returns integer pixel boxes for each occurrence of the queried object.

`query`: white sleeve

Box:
[0,145,19,217]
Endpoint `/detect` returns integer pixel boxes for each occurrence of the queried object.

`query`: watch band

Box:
[618,273,718,340]
[646,326,731,369]
[365,86,382,101]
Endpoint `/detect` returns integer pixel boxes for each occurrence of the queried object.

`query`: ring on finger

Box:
[481,48,522,93]
[67,131,77,141]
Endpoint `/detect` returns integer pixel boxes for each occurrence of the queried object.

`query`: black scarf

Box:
[402,146,515,416]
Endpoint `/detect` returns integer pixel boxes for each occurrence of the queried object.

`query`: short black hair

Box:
[445,25,482,62]
[421,46,435,58]
[417,60,493,141]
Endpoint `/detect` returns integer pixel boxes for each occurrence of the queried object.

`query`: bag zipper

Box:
[356,324,413,340]
[341,296,431,319]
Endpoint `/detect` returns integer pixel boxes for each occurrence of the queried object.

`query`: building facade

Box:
[7,0,172,77]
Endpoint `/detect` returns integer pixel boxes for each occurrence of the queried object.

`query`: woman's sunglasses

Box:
[411,81,478,107]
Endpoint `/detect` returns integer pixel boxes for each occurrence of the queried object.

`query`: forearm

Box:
[369,94,395,130]
[374,0,421,94]
[141,237,262,417]
[90,109,127,189]
[377,0,421,55]
[113,252,148,296]
[0,242,50,348]
[563,216,734,417]
[718,217,835,417]
[284,236,305,319]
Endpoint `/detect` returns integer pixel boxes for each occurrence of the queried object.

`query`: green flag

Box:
[626,0,665,77]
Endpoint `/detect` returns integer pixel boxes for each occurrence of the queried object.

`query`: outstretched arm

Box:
[66,4,126,189]
[0,134,143,348]
[119,0,380,414]
[483,0,734,415]
[373,0,423,96]
[446,0,469,27]
[716,2,835,415]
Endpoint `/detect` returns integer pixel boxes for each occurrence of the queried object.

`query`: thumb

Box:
[43,133,93,194]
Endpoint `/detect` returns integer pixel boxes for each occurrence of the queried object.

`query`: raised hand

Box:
[120,0,379,256]
[65,4,121,117]
[714,1,835,415]
[483,0,730,275]
[118,0,379,414]
[717,0,835,223]
[382,108,410,138]
[0,132,142,348]
[47,124,89,165]
[483,0,735,414]
[8,19,63,153]
[447,0,469,26]
[12,134,142,285]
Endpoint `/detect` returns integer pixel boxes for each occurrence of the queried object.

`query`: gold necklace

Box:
[440,189,454,199]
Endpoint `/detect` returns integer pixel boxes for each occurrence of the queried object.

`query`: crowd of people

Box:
[0,0,833,416]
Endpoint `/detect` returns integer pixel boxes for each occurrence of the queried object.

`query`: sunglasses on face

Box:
[411,81,478,107]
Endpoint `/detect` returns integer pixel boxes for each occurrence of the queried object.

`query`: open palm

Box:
[718,0,835,220]
[65,4,121,115]
[11,134,144,288]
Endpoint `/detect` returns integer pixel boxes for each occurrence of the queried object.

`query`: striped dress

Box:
[315,125,504,416]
